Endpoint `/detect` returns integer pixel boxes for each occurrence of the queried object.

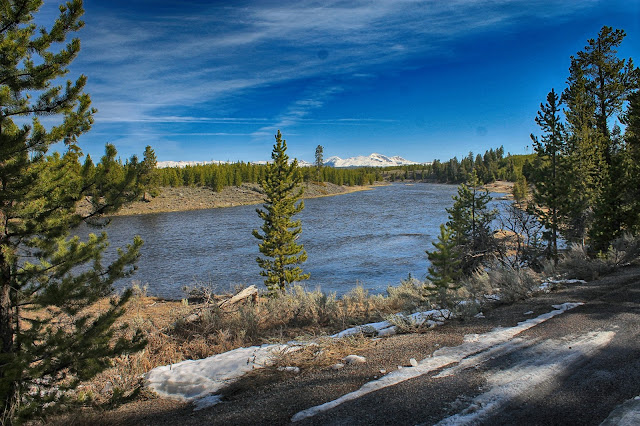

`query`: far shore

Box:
[106,179,513,217]
[112,181,385,217]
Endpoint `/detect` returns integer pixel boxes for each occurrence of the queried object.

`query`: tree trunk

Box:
[0,253,16,414]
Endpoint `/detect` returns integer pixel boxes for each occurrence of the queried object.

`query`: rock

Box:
[277,366,300,374]
[409,358,418,367]
[331,363,345,370]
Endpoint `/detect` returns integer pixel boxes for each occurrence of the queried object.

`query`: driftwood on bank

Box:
[182,285,259,324]
[218,285,258,309]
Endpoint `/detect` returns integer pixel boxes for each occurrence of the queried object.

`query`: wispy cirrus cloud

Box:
[69,0,601,158]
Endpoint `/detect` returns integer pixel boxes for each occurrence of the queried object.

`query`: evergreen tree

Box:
[446,171,497,274]
[512,175,528,204]
[426,224,461,291]
[530,89,567,263]
[139,145,159,201]
[314,145,324,182]
[252,131,309,295]
[565,26,639,250]
[621,91,640,233]
[0,2,145,421]
[562,62,603,243]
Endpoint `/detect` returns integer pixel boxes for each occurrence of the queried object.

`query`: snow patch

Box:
[343,355,366,365]
[290,303,583,422]
[435,331,615,425]
[192,394,223,411]
[331,309,450,338]
[145,344,289,402]
[600,395,640,425]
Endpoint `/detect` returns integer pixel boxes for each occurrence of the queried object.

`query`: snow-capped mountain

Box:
[157,154,416,169]
[324,153,418,168]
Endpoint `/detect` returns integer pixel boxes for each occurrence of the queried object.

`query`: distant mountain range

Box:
[157,153,419,169]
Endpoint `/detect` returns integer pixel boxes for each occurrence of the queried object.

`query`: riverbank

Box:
[105,180,511,217]
[112,182,380,216]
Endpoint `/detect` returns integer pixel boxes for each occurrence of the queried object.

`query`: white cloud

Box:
[70,0,600,154]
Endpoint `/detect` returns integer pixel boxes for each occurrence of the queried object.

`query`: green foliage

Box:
[445,171,497,274]
[252,131,309,295]
[0,2,146,421]
[530,89,568,263]
[561,26,639,251]
[314,145,324,181]
[138,146,160,201]
[426,224,461,290]
[512,175,528,203]
[155,160,383,190]
[380,146,532,184]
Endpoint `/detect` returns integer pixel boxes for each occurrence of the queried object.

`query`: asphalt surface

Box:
[100,265,640,426]
[295,267,640,426]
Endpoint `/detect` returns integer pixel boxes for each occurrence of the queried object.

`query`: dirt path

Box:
[62,265,639,425]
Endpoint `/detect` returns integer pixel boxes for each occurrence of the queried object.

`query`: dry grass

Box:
[63,279,427,411]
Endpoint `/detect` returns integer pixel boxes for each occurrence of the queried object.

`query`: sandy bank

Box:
[113,182,381,216]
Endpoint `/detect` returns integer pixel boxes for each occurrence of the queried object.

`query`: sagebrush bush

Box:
[461,265,539,303]
[386,276,428,312]
[555,244,612,280]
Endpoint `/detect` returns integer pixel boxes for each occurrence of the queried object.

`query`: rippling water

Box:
[93,183,462,299]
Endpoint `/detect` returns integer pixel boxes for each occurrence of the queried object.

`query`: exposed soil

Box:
[483,180,514,200]
[111,182,378,216]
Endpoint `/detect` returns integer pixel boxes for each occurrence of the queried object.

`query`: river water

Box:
[98,183,463,299]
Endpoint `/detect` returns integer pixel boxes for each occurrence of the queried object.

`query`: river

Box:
[97,183,466,299]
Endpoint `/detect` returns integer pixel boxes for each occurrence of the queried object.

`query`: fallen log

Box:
[219,285,258,309]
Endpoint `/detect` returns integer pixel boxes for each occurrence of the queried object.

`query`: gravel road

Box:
[74,265,640,425]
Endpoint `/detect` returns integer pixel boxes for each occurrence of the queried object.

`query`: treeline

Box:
[382,148,535,184]
[427,26,640,303]
[156,162,384,191]
[528,26,639,254]
[154,147,534,193]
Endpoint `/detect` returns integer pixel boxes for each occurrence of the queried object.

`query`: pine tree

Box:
[621,91,640,233]
[565,26,639,250]
[252,131,309,295]
[314,145,324,182]
[0,2,146,421]
[426,224,461,291]
[530,89,567,263]
[562,62,603,243]
[139,145,159,201]
[445,171,497,274]
[512,175,528,204]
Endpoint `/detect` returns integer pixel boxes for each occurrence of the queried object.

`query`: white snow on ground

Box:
[144,310,450,408]
[600,396,640,426]
[290,302,583,422]
[434,331,615,425]
[539,278,587,292]
[145,344,290,401]
[331,309,450,338]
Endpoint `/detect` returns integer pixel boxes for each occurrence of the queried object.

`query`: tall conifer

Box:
[253,131,309,295]
[426,224,461,291]
[0,2,146,421]
[530,89,567,263]
[564,26,639,250]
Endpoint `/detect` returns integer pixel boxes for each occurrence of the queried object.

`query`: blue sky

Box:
[42,0,640,163]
